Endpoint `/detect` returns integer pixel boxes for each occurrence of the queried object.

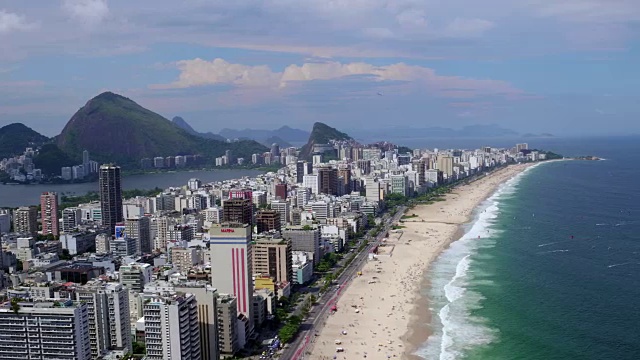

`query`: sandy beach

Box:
[307,163,534,360]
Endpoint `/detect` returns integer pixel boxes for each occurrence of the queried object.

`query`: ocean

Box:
[418,136,640,360]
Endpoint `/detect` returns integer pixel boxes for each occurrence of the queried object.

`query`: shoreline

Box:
[308,163,538,359]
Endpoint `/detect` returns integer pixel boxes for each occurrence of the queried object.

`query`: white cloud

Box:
[0,10,36,33]
[152,58,521,99]
[63,0,109,26]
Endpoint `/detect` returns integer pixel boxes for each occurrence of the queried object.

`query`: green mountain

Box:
[0,123,49,159]
[56,92,267,168]
[299,122,352,159]
[33,144,76,175]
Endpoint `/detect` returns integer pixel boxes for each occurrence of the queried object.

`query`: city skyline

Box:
[0,1,638,137]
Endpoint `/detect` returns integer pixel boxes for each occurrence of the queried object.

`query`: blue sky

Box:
[0,0,638,137]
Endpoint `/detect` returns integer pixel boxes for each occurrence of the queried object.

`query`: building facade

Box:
[99,165,123,235]
[40,192,59,236]
[208,223,254,334]
[75,281,132,358]
[252,238,293,284]
[13,206,38,235]
[256,210,281,234]
[0,300,92,360]
[144,292,201,360]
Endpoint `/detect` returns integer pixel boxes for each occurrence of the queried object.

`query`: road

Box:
[281,206,407,360]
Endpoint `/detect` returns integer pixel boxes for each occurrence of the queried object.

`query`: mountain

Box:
[172,116,226,141]
[219,125,310,144]
[33,143,76,175]
[523,132,555,138]
[0,123,49,159]
[56,92,267,167]
[262,136,292,149]
[300,122,353,159]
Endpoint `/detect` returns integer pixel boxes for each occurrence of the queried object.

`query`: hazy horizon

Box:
[1,1,638,137]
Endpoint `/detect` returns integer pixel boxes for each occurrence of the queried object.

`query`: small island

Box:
[572,156,603,161]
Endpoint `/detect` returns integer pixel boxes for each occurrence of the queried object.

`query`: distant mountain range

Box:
[2,96,554,174]
[171,116,227,142]
[219,126,310,145]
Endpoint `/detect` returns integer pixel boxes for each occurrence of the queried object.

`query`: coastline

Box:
[308,163,537,360]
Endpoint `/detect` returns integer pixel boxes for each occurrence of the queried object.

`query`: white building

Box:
[271,199,290,226]
[144,292,201,360]
[187,178,202,191]
[76,281,132,358]
[208,223,254,336]
[303,174,319,195]
[0,299,92,360]
[62,207,83,232]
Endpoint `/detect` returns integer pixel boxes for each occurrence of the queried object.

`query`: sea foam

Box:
[416,166,537,360]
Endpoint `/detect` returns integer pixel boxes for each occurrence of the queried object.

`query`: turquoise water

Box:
[419,137,640,359]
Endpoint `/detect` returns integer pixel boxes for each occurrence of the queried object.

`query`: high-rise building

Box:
[256,210,281,234]
[13,206,37,235]
[516,143,529,152]
[271,200,290,226]
[274,183,288,200]
[76,281,132,358]
[295,161,305,183]
[252,237,293,284]
[390,174,409,196]
[99,165,123,235]
[365,177,381,203]
[222,198,252,226]
[270,143,280,157]
[436,156,454,178]
[208,223,254,334]
[217,295,240,356]
[40,192,59,236]
[120,262,153,293]
[229,189,253,203]
[187,178,202,191]
[174,283,220,360]
[318,166,339,195]
[126,216,151,255]
[62,207,82,232]
[144,292,201,360]
[338,166,352,194]
[283,225,322,265]
[303,174,319,195]
[0,299,92,360]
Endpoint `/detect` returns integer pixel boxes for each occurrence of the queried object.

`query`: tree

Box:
[132,341,146,355]
[10,298,22,314]
[60,249,73,260]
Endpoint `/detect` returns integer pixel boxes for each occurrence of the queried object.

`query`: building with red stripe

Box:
[209,222,254,338]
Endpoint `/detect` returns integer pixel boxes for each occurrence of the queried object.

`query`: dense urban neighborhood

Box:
[0,138,549,360]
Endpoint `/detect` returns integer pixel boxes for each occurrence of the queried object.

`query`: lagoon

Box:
[0,169,262,208]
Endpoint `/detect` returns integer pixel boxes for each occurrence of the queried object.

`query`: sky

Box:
[0,0,638,137]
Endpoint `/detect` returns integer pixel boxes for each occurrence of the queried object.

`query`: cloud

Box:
[152,58,522,99]
[63,0,109,26]
[0,0,638,62]
[0,10,36,33]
